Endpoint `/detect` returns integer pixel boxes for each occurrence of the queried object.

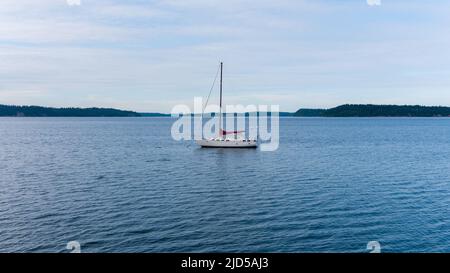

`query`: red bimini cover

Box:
[220,129,245,136]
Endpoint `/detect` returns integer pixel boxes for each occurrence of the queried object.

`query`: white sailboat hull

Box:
[196,139,258,148]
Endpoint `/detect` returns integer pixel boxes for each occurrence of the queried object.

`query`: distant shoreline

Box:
[294,104,450,117]
[2,104,450,117]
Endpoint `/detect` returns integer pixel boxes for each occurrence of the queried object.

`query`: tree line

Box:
[295,104,450,117]
[0,104,141,117]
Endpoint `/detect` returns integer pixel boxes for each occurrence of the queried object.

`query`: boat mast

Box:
[219,62,223,137]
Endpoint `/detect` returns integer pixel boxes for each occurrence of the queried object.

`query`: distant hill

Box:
[294,108,326,117]
[0,104,141,117]
[294,104,450,117]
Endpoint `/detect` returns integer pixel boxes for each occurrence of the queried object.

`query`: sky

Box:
[1,0,450,113]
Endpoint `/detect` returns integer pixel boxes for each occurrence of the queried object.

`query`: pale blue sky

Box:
[1,0,450,112]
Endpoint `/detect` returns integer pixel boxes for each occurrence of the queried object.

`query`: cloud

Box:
[67,0,81,6]
[2,1,450,112]
[367,0,381,6]
[96,5,170,19]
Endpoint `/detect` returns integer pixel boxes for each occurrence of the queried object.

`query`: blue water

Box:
[1,117,450,253]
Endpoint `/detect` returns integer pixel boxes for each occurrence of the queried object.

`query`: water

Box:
[1,117,450,253]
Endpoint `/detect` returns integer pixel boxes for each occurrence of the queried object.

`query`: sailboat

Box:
[196,62,258,148]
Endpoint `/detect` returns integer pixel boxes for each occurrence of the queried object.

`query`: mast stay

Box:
[202,63,220,114]
[202,62,244,138]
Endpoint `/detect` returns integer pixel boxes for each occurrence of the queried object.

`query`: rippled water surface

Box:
[1,117,450,252]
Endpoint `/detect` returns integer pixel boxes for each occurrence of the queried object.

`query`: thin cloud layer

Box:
[367,0,381,6]
[1,0,450,112]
